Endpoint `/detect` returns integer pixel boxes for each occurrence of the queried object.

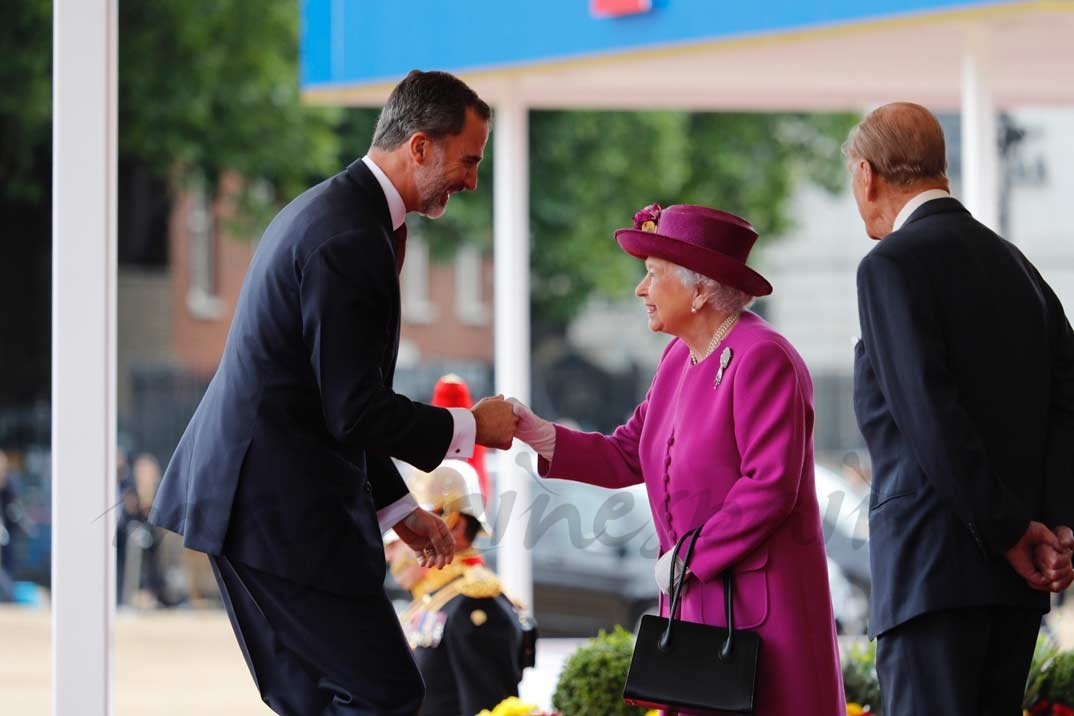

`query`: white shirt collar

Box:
[892,188,951,232]
[361,155,407,231]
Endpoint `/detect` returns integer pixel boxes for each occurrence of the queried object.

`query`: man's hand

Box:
[1034,525,1074,593]
[1005,521,1061,592]
[393,507,455,569]
[472,395,518,450]
[1057,525,1074,554]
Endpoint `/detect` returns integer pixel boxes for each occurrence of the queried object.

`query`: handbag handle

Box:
[720,571,736,663]
[658,528,700,652]
[658,528,738,663]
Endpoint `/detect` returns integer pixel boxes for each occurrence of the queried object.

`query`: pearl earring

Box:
[691,306,698,314]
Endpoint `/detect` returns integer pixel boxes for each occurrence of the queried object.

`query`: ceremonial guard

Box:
[387,460,533,716]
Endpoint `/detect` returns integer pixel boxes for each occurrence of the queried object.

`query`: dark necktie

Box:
[394,223,408,274]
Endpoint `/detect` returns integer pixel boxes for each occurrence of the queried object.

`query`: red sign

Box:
[591,0,652,18]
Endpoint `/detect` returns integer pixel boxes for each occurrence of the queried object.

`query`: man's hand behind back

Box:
[472,395,518,450]
[1006,521,1066,592]
[1033,524,1074,593]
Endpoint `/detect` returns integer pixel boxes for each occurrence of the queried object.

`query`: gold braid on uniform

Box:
[411,561,468,600]
[457,565,503,599]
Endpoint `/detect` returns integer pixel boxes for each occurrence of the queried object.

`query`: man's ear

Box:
[860,159,881,201]
[409,132,429,164]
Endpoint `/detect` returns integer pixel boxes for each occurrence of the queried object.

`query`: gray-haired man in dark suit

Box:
[848,101,1074,716]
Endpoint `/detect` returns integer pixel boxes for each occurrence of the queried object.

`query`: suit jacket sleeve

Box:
[1034,266,1074,528]
[299,230,454,492]
[857,251,1029,553]
[689,340,809,582]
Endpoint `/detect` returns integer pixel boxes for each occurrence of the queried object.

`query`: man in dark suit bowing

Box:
[847,102,1074,716]
[150,70,517,716]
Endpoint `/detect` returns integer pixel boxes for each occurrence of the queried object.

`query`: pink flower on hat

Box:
[633,203,662,233]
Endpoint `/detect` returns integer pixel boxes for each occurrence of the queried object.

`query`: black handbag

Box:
[623,528,760,714]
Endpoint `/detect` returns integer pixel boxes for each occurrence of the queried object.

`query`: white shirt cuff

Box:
[377,493,419,534]
[445,407,476,459]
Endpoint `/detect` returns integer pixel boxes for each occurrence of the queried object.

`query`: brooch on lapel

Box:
[714,347,733,389]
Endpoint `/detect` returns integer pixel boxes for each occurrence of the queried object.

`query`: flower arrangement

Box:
[1025,634,1074,716]
[1028,704,1074,716]
[633,203,662,232]
[842,640,881,715]
[474,696,560,716]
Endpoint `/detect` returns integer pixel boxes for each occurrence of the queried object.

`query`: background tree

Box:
[118,0,341,228]
[0,0,53,412]
[0,0,344,409]
[393,109,858,329]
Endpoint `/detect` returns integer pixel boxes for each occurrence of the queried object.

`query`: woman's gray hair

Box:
[676,266,755,313]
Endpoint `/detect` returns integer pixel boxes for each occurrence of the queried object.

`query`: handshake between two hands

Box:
[1006,522,1074,593]
[470,395,555,457]
[397,396,553,569]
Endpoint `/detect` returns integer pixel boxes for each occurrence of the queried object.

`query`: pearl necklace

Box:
[690,311,740,366]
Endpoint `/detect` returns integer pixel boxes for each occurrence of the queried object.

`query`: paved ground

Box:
[5,600,1074,715]
[0,605,582,715]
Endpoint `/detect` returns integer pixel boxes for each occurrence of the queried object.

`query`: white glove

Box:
[507,398,556,462]
[654,549,688,595]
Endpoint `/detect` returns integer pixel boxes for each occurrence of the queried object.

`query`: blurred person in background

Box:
[386,460,527,716]
[430,374,490,499]
[118,454,166,607]
[847,102,1074,716]
[511,203,846,715]
[0,451,32,579]
[0,451,20,601]
[115,446,136,601]
[149,70,516,716]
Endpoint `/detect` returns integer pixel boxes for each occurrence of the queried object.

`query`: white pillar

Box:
[961,32,1000,231]
[493,93,533,610]
[52,1,117,715]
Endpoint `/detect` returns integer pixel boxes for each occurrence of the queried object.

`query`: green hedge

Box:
[552,627,649,716]
[553,628,1074,716]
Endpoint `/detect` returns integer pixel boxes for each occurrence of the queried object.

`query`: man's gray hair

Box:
[841,102,948,188]
[676,266,755,313]
[371,70,491,150]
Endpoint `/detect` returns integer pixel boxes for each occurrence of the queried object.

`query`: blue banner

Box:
[301,0,1000,89]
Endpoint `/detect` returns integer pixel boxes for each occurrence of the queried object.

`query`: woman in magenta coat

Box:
[511,204,845,715]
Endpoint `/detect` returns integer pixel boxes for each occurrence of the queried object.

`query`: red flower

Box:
[633,203,662,232]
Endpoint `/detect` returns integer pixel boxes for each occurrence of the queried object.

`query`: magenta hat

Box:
[615,203,773,297]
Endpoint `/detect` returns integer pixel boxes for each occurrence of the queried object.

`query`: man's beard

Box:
[416,157,459,218]
[419,181,452,217]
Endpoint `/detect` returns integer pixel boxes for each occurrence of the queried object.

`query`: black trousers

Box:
[876,605,1043,716]
[210,554,424,716]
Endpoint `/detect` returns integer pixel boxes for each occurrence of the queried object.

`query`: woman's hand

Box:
[507,398,557,461]
[654,549,688,595]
